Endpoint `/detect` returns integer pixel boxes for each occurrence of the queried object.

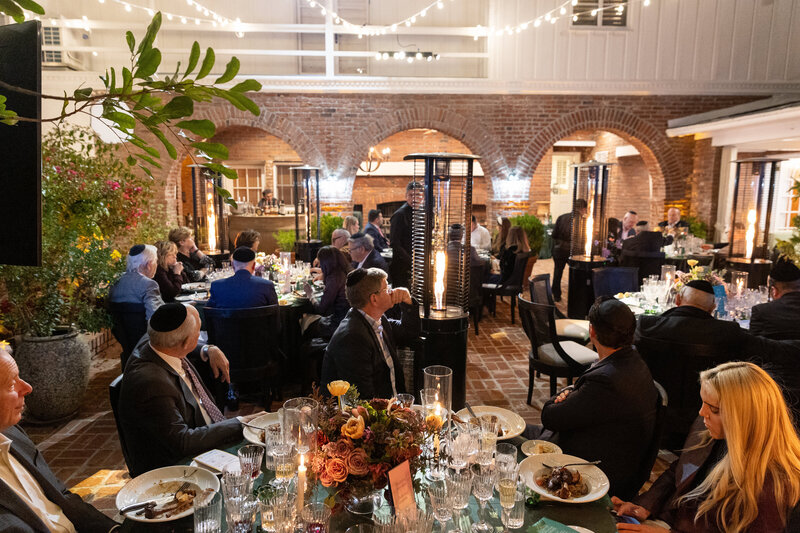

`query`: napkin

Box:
[528,517,580,533]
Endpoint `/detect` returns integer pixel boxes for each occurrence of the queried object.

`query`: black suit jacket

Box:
[750,292,800,340]
[364,223,388,252]
[657,220,690,229]
[540,346,658,499]
[622,231,667,254]
[389,203,413,287]
[0,426,117,532]
[321,307,418,399]
[118,344,242,477]
[358,248,389,274]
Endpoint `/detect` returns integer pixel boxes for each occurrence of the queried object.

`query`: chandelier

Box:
[358,146,391,174]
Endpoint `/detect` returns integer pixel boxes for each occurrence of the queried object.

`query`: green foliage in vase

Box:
[0,11,262,207]
[318,214,344,245]
[684,215,709,240]
[510,214,546,256]
[274,230,297,253]
[0,126,169,338]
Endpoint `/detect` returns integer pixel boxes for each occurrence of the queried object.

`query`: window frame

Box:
[571,0,629,29]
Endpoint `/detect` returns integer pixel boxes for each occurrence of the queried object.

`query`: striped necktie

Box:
[180,358,225,423]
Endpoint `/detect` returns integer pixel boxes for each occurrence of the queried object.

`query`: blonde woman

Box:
[152,240,188,302]
[343,215,360,235]
[613,361,800,533]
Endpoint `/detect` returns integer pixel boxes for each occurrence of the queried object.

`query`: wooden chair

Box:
[204,305,285,407]
[517,295,598,403]
[529,274,590,345]
[482,251,533,324]
[592,267,639,299]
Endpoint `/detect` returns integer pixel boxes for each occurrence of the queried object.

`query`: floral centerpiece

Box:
[254,252,281,278]
[675,259,726,292]
[310,383,426,511]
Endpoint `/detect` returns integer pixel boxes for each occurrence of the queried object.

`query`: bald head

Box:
[0,347,33,430]
[667,207,681,225]
[676,285,715,313]
[331,228,350,249]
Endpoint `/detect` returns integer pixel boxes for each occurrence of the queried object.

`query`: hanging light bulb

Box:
[435,54,440,60]
[124,3,132,12]
[591,9,597,16]
[195,3,201,11]
[146,8,153,16]
[411,16,416,23]
[644,0,651,5]
[534,18,541,27]
[545,12,551,20]
[375,52,381,60]
[560,7,566,15]
[382,52,389,59]
[167,13,173,20]
[421,9,427,16]
[437,1,444,8]
[195,18,200,24]
[571,0,577,4]
[426,55,433,62]
[521,22,528,29]
[405,20,411,26]
[550,17,557,23]
[406,57,413,63]
[181,16,187,23]
[572,14,578,21]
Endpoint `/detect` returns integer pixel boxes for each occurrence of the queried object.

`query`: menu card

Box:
[387,461,416,516]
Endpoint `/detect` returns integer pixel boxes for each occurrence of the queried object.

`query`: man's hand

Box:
[238,411,268,424]
[553,387,573,403]
[611,496,651,521]
[390,287,412,306]
[207,346,231,384]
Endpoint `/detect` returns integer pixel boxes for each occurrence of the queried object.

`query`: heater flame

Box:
[433,250,446,310]
[745,209,756,260]
[584,195,595,257]
[206,192,217,251]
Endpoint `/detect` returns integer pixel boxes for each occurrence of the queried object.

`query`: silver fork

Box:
[542,460,601,469]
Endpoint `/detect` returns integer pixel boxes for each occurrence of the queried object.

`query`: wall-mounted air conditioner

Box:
[41,26,86,70]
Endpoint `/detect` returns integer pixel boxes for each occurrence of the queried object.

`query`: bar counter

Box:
[228,214,307,254]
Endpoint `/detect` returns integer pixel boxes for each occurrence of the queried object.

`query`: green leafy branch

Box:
[0,9,261,207]
[776,179,800,264]
[0,0,44,24]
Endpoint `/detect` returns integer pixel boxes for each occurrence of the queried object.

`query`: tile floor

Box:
[19,258,662,518]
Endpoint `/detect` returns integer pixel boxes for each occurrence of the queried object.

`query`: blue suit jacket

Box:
[207,269,278,309]
[108,270,164,321]
[364,223,388,252]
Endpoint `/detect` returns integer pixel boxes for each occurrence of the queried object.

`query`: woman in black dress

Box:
[304,246,352,340]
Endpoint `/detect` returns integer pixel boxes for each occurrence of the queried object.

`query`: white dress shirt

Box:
[471,224,492,251]
[0,433,76,532]
[358,310,397,396]
[151,344,213,426]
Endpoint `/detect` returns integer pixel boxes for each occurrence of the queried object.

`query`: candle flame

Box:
[433,250,446,310]
[206,191,217,251]
[299,454,305,468]
[745,209,756,259]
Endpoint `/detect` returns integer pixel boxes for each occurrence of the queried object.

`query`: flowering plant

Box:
[309,385,426,498]
[674,260,727,293]
[254,252,281,277]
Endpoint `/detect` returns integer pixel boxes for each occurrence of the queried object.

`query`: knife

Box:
[464,401,479,420]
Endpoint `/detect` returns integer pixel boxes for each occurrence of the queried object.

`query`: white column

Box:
[325,0,334,78]
[715,146,738,243]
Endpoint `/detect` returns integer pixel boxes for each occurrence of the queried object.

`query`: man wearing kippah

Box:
[750,257,800,340]
[118,303,264,476]
[206,247,278,309]
[109,244,164,321]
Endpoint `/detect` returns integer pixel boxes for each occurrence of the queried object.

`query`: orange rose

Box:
[341,415,365,440]
[345,448,370,476]
[319,468,335,487]
[326,457,348,483]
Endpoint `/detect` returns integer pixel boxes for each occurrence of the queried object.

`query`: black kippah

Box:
[346,268,368,287]
[150,303,188,332]
[129,244,145,256]
[770,257,800,282]
[636,221,648,227]
[232,246,256,263]
[686,279,715,295]
[350,232,366,240]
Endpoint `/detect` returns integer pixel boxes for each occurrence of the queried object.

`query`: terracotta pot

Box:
[15,328,91,424]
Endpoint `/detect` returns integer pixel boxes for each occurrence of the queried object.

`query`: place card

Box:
[387,460,416,516]
[193,449,238,473]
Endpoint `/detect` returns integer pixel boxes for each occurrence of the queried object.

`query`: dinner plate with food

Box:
[182,282,208,292]
[175,292,208,302]
[243,411,281,446]
[519,453,609,504]
[116,466,219,522]
[520,439,563,456]
[454,405,526,440]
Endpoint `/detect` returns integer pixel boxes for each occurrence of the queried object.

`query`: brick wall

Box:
[145,93,757,231]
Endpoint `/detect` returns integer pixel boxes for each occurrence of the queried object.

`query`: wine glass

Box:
[477,415,498,466]
[448,468,472,530]
[427,479,453,530]
[470,463,497,533]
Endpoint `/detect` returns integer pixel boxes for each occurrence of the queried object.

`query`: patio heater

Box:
[290,166,322,262]
[726,158,783,288]
[189,165,227,255]
[567,161,612,319]
[404,153,478,411]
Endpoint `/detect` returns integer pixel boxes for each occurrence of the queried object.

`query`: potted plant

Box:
[0,126,166,423]
[510,214,546,260]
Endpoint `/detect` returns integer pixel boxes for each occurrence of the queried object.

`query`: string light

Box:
[302,0,456,36]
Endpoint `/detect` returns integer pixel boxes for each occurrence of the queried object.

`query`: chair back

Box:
[627,386,666,499]
[635,334,732,439]
[592,267,639,298]
[518,295,587,371]
[109,374,135,471]
[204,305,284,384]
[502,251,534,291]
[620,251,665,284]
[108,302,147,370]
[469,262,486,309]
[529,273,555,306]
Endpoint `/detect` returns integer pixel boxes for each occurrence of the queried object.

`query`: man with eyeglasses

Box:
[348,233,389,273]
[321,268,419,399]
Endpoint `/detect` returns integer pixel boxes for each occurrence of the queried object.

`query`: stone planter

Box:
[14,329,91,424]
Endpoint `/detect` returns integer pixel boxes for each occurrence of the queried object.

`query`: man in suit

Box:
[551,199,587,302]
[525,297,658,500]
[657,207,690,232]
[750,257,800,340]
[622,221,667,254]
[119,304,262,476]
[363,209,389,252]
[389,181,423,289]
[348,233,389,273]
[109,244,164,321]
[321,268,419,399]
[614,210,639,243]
[0,343,118,532]
[206,247,278,309]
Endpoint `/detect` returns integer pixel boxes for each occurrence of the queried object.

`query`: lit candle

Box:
[736,278,744,298]
[297,454,306,514]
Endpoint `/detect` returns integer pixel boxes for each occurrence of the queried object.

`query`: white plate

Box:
[519,453,609,504]
[454,406,526,440]
[116,465,219,522]
[182,282,207,291]
[175,292,207,302]
[520,439,562,456]
[243,412,281,446]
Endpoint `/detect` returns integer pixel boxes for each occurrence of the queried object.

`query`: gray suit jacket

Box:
[118,344,242,477]
[109,270,164,321]
[0,425,117,532]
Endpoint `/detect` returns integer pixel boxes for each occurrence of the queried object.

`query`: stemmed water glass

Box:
[470,463,497,533]
[427,479,454,531]
[477,415,498,466]
[448,468,473,532]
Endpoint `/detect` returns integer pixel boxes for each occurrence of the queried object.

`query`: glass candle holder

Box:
[660,264,676,283]
[282,398,320,455]
[730,270,749,298]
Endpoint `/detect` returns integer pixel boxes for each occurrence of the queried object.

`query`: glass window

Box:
[572,0,628,28]
[228,167,264,206]
[775,159,800,231]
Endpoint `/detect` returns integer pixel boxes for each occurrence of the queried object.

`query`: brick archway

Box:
[335,106,508,199]
[516,108,686,201]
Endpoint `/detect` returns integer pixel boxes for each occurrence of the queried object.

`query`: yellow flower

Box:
[687,259,698,267]
[425,413,444,432]
[0,339,9,349]
[93,232,104,241]
[327,380,350,397]
[110,249,122,261]
[341,415,365,440]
